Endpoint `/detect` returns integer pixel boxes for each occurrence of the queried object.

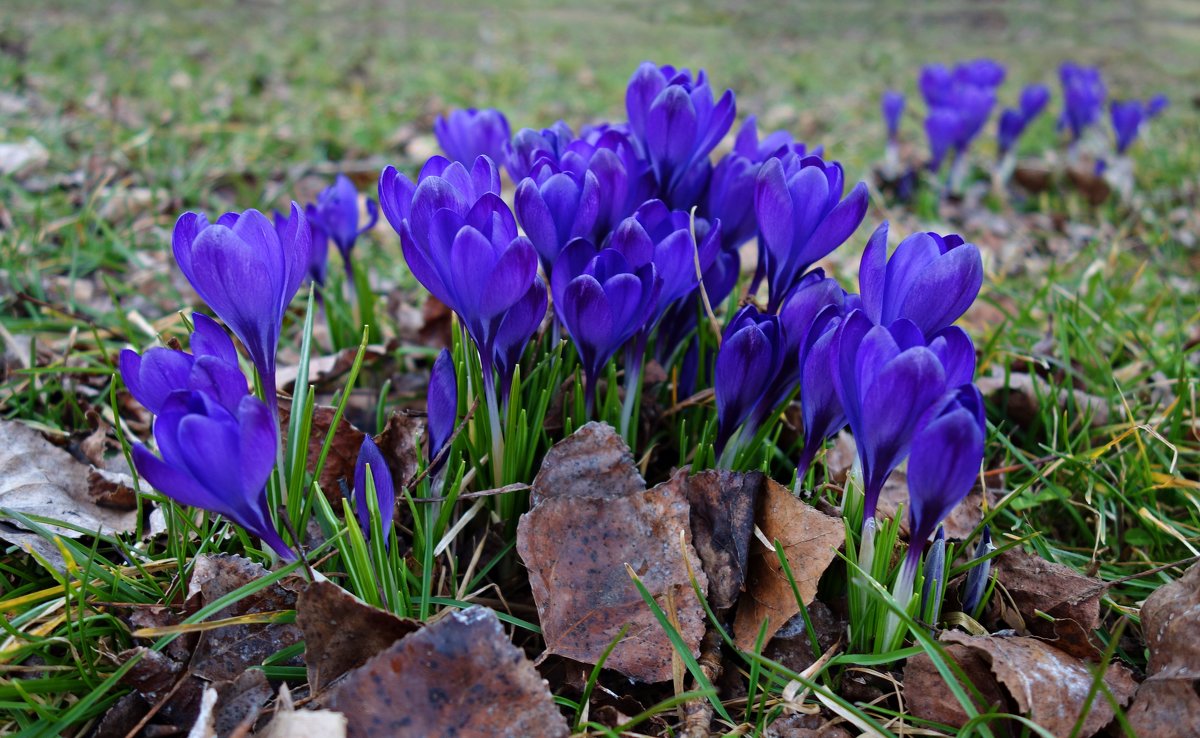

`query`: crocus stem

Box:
[854,515,877,627]
[619,343,645,442]
[881,550,920,651]
[483,370,504,486]
[793,441,818,495]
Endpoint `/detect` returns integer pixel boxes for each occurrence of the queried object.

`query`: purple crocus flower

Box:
[551,240,659,416]
[961,525,995,614]
[1019,84,1051,121]
[795,303,850,480]
[557,127,655,241]
[132,390,294,560]
[514,166,600,272]
[996,109,1027,157]
[713,305,784,464]
[172,204,312,408]
[275,206,329,286]
[625,61,736,208]
[311,174,379,280]
[505,121,575,181]
[919,64,956,108]
[882,90,905,142]
[353,436,395,547]
[831,310,950,525]
[491,278,547,407]
[755,154,869,311]
[120,313,247,415]
[425,348,458,477]
[434,108,511,165]
[1146,94,1169,120]
[953,58,1006,88]
[1058,63,1106,143]
[924,108,960,172]
[1110,99,1145,155]
[378,155,501,244]
[858,222,983,337]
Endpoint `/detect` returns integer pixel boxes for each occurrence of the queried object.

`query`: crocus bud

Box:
[353,436,395,548]
[920,527,947,631]
[882,90,905,142]
[961,525,995,614]
[312,174,378,278]
[434,108,511,165]
[426,349,458,476]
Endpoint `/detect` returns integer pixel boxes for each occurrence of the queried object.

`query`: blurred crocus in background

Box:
[1106,99,1146,199]
[920,59,1005,194]
[995,83,1051,183]
[172,205,312,412]
[435,108,512,165]
[353,436,395,548]
[310,174,379,282]
[881,90,905,170]
[1058,62,1107,158]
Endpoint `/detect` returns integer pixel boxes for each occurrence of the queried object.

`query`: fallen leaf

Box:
[184,554,304,682]
[733,478,844,650]
[325,606,569,737]
[902,641,1011,729]
[260,684,347,738]
[279,402,364,504]
[275,344,388,393]
[97,186,162,222]
[372,410,422,490]
[517,422,707,682]
[0,136,48,176]
[1125,561,1200,736]
[210,668,272,737]
[977,370,1115,427]
[684,468,762,611]
[0,418,138,536]
[939,632,1137,737]
[993,548,1102,659]
[87,467,138,510]
[296,579,420,692]
[529,420,646,505]
[187,685,220,738]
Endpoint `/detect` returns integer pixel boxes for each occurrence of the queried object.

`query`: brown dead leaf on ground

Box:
[733,478,844,651]
[685,469,761,611]
[184,554,304,682]
[993,548,1103,659]
[518,422,707,683]
[325,606,569,737]
[278,402,364,504]
[297,579,420,693]
[275,344,388,393]
[1126,561,1200,736]
[949,632,1135,737]
[977,370,1115,427]
[0,418,138,536]
[529,420,645,505]
[903,639,1010,729]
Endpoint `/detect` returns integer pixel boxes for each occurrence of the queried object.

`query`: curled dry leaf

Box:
[325,606,568,738]
[1126,561,1200,736]
[732,478,844,651]
[905,632,1137,736]
[0,418,138,537]
[993,548,1103,659]
[684,469,762,611]
[297,579,420,693]
[184,554,304,682]
[518,422,708,683]
[275,344,388,393]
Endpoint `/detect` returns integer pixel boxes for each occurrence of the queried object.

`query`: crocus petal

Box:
[426,348,458,469]
[907,406,985,546]
[858,222,890,324]
[354,436,395,541]
[897,243,983,335]
[121,348,192,414]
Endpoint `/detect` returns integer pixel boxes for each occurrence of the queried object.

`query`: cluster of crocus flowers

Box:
[995,84,1051,181]
[434,108,512,165]
[919,59,1005,193]
[1058,62,1107,153]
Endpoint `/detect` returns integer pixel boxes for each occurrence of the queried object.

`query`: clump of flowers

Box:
[919,59,1006,194]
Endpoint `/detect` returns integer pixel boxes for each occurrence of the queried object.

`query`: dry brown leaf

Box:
[0,136,48,176]
[994,548,1103,659]
[372,411,422,491]
[279,402,364,504]
[940,632,1137,737]
[184,554,304,682]
[297,579,420,692]
[732,478,844,651]
[325,606,569,737]
[685,469,762,611]
[903,641,1012,729]
[977,370,1115,427]
[260,687,347,738]
[0,418,138,536]
[210,668,272,737]
[1126,561,1200,736]
[529,420,645,506]
[275,344,388,393]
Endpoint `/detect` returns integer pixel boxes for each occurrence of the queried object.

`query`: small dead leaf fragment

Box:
[372,411,422,490]
[211,668,272,738]
[685,468,761,611]
[87,467,138,510]
[325,606,568,737]
[297,579,420,692]
[1127,679,1200,738]
[185,554,304,682]
[529,421,645,505]
[279,403,364,504]
[0,136,48,176]
[994,548,1102,659]
[1125,561,1200,736]
[275,344,387,392]
[941,632,1136,737]
[0,418,138,536]
[733,478,844,650]
[977,371,1114,427]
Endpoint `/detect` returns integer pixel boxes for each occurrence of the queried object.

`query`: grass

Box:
[1,0,1199,734]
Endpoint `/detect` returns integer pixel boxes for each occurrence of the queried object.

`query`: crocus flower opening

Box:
[961,525,995,615]
[426,348,458,478]
[276,207,329,286]
[312,174,378,280]
[625,61,736,209]
[881,90,905,142]
[132,390,294,560]
[551,240,659,417]
[1019,84,1051,121]
[434,108,512,165]
[831,311,950,526]
[858,222,984,337]
[795,305,848,482]
[120,314,248,416]
[713,305,784,466]
[997,109,1027,157]
[172,205,312,410]
[505,121,575,181]
[353,436,395,548]
[514,166,600,272]
[1110,100,1145,155]
[754,154,869,311]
